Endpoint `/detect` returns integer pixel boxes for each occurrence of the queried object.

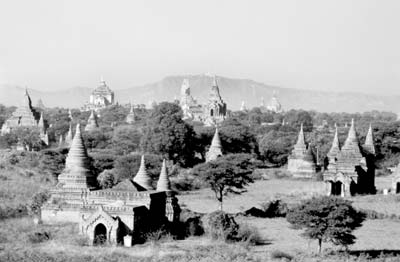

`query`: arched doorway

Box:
[331,181,342,196]
[350,180,357,196]
[93,223,107,245]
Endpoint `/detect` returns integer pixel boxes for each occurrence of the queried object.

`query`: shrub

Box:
[30,191,50,215]
[27,230,51,243]
[204,211,239,241]
[235,223,262,246]
[270,250,293,261]
[0,204,29,220]
[259,199,288,218]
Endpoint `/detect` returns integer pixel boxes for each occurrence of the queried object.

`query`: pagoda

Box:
[323,119,376,196]
[203,76,227,126]
[206,127,223,162]
[1,89,41,135]
[133,155,154,190]
[287,124,316,178]
[125,103,136,124]
[57,124,97,190]
[85,110,99,132]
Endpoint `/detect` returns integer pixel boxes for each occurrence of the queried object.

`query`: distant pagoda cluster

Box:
[82,77,115,112]
[1,89,49,147]
[179,75,227,126]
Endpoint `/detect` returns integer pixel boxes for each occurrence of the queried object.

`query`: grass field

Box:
[1,167,400,261]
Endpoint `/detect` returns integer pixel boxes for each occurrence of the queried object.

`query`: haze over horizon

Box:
[1,0,400,95]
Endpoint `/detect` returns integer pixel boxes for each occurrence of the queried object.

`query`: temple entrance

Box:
[350,181,357,196]
[331,181,342,196]
[93,223,107,245]
[397,182,400,194]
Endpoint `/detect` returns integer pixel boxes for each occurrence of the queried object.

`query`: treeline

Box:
[0,103,399,171]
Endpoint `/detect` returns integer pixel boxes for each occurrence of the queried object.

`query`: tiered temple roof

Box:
[335,119,364,173]
[206,127,223,162]
[85,110,99,131]
[204,76,227,126]
[133,155,153,190]
[57,124,97,190]
[156,159,171,191]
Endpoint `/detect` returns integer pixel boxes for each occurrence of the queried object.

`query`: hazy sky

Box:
[1,0,400,94]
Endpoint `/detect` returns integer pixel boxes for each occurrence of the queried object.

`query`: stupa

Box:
[133,155,154,190]
[287,124,316,178]
[57,123,97,190]
[206,127,223,162]
[156,159,172,191]
[85,110,99,131]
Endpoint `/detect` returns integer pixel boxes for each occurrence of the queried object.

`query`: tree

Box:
[192,154,258,211]
[111,125,142,154]
[140,102,196,166]
[286,196,366,253]
[97,170,116,189]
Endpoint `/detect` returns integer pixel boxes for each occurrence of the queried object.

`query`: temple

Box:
[82,78,115,111]
[179,79,203,121]
[126,103,136,124]
[287,124,317,178]
[206,127,223,162]
[1,89,41,135]
[266,91,283,113]
[41,124,180,246]
[85,110,99,132]
[203,76,227,126]
[323,120,376,197]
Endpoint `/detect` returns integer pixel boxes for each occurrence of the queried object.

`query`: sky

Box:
[0,0,400,94]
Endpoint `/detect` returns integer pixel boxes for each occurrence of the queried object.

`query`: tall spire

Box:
[156,159,171,191]
[364,123,375,155]
[340,118,362,159]
[206,127,223,162]
[296,123,306,147]
[57,123,97,189]
[210,75,221,99]
[133,155,153,190]
[38,112,45,130]
[85,110,99,131]
[327,123,340,162]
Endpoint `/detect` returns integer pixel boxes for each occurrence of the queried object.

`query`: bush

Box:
[260,199,288,218]
[0,204,29,220]
[270,250,293,261]
[235,224,262,246]
[204,211,239,241]
[30,191,50,215]
[27,230,51,243]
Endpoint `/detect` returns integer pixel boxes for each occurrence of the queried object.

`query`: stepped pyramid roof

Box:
[335,119,364,173]
[57,124,97,190]
[85,110,99,131]
[156,159,171,191]
[133,155,153,190]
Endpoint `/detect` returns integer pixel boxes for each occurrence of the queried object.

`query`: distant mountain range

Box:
[0,74,399,113]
